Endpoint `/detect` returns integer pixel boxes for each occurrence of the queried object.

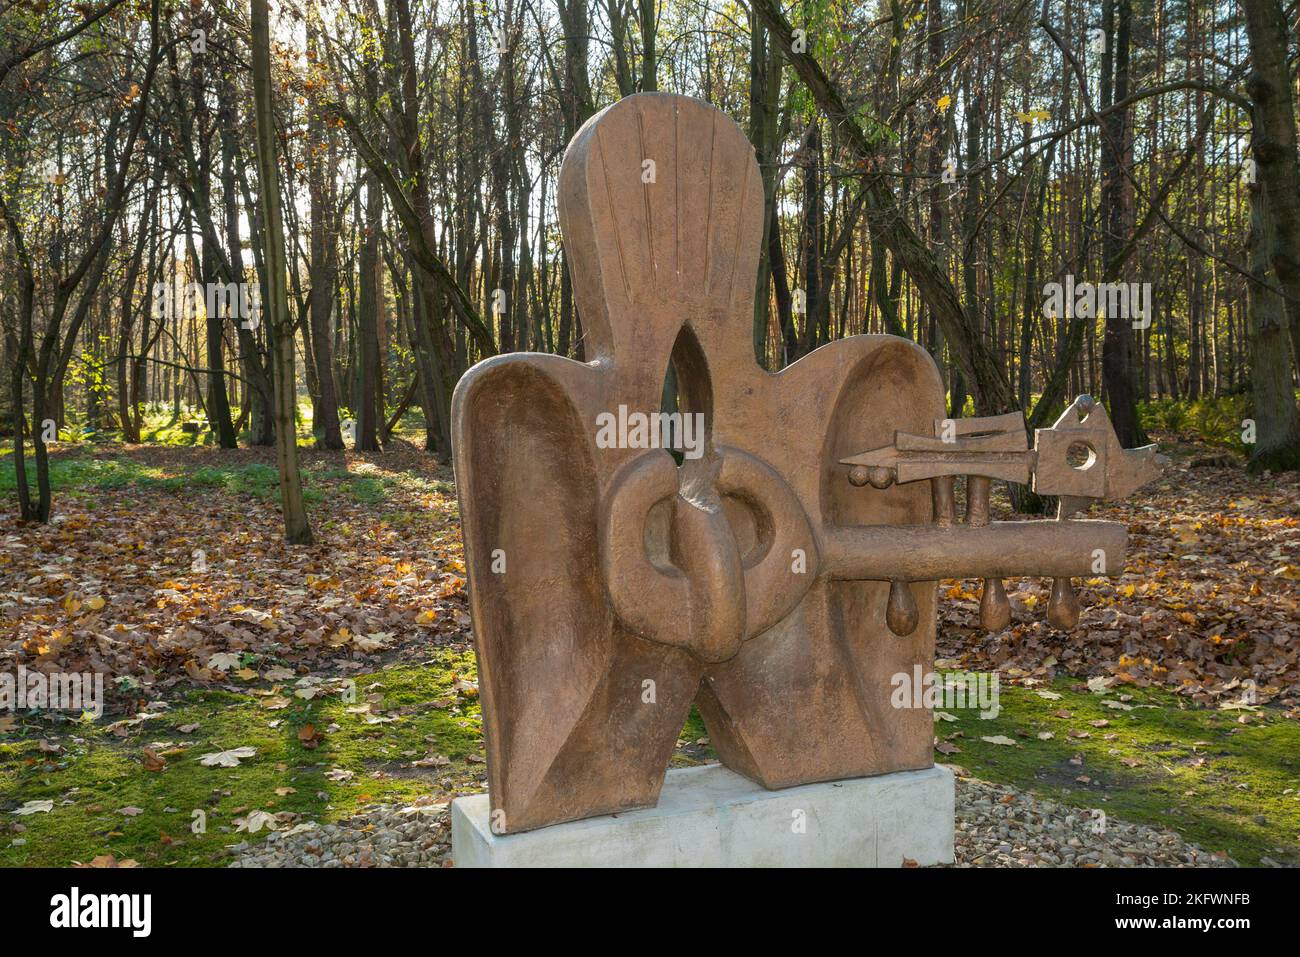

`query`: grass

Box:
[0,447,455,508]
[4,672,1295,867]
[0,456,316,503]
[923,676,1300,866]
[126,399,434,450]
[0,456,167,493]
[0,652,484,867]
[669,678,1299,866]
[19,400,379,449]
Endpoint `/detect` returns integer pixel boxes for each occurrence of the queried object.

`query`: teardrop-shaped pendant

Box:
[1047,577,1081,630]
[979,578,1011,632]
[886,579,919,637]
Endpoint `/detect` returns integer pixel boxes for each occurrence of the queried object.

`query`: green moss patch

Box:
[1,652,482,867]
[932,678,1300,866]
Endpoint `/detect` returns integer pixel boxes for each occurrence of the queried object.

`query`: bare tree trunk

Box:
[201,230,238,448]
[116,185,154,443]
[307,8,343,450]
[748,13,782,367]
[638,0,657,91]
[1244,77,1300,471]
[769,203,796,364]
[218,73,275,446]
[1099,0,1145,446]
[607,0,635,96]
[251,0,312,544]
[356,174,382,452]
[556,0,593,359]
[3,209,38,520]
[1241,0,1300,342]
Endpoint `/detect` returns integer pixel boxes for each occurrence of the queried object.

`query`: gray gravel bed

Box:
[228,776,1235,868]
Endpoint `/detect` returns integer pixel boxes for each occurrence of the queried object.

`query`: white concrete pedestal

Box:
[451,763,954,868]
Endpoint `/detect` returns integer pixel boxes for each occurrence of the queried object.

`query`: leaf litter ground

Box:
[0,436,1295,866]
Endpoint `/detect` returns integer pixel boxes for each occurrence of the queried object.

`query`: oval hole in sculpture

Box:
[659,324,714,465]
[1066,441,1097,471]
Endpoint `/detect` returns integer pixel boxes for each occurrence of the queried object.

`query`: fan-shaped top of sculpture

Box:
[558,92,765,380]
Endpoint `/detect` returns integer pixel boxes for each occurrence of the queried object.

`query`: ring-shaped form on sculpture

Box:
[599,445,819,660]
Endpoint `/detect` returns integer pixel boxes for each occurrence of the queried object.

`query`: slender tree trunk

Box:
[1099,0,1145,446]
[639,0,657,91]
[251,0,312,544]
[202,238,238,448]
[219,75,275,446]
[798,124,824,358]
[607,0,635,96]
[4,227,37,520]
[556,0,593,359]
[356,174,382,452]
[748,15,782,367]
[307,13,343,450]
[768,204,795,365]
[116,191,153,443]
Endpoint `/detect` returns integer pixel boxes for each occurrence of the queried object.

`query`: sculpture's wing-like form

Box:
[451,355,614,831]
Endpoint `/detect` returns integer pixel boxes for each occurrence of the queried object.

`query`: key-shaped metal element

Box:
[839,395,1164,636]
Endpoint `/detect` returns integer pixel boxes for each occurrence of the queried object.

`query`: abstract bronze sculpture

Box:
[452,93,1162,834]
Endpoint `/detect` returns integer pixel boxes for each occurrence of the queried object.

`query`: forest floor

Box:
[0,430,1296,867]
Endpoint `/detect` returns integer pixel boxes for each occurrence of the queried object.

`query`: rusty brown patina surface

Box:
[451,93,1162,834]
